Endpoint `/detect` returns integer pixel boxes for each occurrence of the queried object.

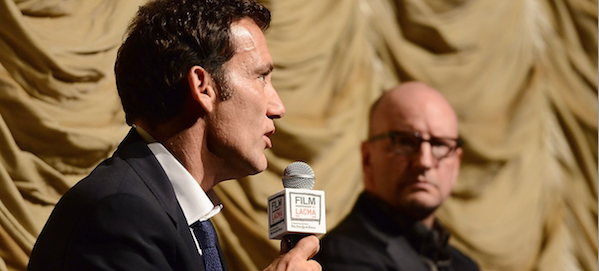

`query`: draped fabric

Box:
[0,0,596,271]
[0,1,143,270]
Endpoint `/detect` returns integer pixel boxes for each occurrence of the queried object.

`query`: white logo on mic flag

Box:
[290,193,321,220]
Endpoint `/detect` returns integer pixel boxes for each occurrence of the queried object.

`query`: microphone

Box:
[268,161,326,249]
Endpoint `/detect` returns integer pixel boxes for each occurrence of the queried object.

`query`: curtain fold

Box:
[0,1,144,270]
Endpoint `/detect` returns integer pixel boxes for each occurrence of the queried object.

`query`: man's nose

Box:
[266,85,286,119]
[413,142,434,169]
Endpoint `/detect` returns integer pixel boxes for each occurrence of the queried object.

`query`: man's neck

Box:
[421,214,435,228]
[136,121,219,192]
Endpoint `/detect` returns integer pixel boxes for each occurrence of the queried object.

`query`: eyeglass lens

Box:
[390,132,457,159]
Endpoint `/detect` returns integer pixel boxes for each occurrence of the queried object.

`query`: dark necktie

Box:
[191,219,223,271]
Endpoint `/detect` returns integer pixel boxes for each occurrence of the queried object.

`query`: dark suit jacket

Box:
[28,129,228,271]
[315,192,479,271]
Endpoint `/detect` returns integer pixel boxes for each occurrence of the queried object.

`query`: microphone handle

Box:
[282,233,311,252]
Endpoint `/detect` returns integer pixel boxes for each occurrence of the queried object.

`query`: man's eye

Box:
[395,136,416,146]
[431,140,451,148]
[429,140,444,146]
[259,74,267,81]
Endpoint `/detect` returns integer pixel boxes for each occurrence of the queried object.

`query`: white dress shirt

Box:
[137,127,222,255]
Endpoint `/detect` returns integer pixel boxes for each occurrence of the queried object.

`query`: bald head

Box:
[362,81,462,226]
[368,82,458,138]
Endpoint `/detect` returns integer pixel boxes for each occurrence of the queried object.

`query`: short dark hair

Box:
[115,0,271,126]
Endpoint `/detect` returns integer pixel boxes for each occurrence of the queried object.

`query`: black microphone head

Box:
[282,161,315,189]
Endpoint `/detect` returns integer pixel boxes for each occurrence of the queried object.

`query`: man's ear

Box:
[456,147,463,161]
[361,141,374,191]
[449,147,463,188]
[187,65,217,113]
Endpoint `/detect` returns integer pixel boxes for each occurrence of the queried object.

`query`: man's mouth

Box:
[264,129,275,148]
[264,135,272,148]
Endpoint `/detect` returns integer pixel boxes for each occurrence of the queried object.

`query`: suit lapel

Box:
[116,129,204,268]
[117,129,182,225]
[363,218,428,271]
[357,193,430,271]
[387,237,430,271]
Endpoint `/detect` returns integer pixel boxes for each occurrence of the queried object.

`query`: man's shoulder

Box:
[52,131,162,220]
[48,151,150,226]
[321,192,402,244]
[28,148,170,271]
[66,155,139,199]
[63,149,138,198]
[316,208,402,271]
[445,244,481,271]
[67,129,158,199]
[316,202,394,264]
[321,211,368,243]
[321,202,373,239]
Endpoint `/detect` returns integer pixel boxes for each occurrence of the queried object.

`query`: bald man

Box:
[315,82,480,271]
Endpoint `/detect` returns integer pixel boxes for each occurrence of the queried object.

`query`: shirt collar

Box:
[135,124,157,143]
[135,126,222,226]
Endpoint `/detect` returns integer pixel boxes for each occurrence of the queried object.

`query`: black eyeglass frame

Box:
[367,130,463,160]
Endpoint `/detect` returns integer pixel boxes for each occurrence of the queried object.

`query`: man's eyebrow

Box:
[259,63,274,74]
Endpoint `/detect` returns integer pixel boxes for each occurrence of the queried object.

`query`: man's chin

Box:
[402,195,440,214]
[247,168,265,176]
[246,158,268,176]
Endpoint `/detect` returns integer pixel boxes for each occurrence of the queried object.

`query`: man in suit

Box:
[316,82,479,271]
[27,0,321,270]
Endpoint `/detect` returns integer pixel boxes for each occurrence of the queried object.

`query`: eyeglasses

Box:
[367,130,463,160]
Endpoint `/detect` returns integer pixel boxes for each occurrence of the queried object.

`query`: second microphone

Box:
[267,161,326,249]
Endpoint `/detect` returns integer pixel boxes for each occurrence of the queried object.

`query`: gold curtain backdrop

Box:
[0,0,596,270]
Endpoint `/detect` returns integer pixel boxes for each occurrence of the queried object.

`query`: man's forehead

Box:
[373,88,458,135]
[231,19,258,52]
